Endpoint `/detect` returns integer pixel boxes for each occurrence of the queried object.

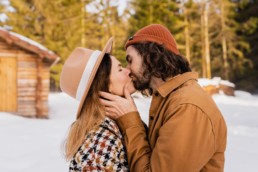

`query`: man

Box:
[100,24,227,172]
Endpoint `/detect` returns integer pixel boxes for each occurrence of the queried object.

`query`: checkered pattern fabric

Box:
[69,117,129,172]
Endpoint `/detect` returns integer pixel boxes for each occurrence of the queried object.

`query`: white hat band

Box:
[76,50,102,101]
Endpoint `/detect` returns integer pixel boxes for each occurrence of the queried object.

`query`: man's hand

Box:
[99,87,137,119]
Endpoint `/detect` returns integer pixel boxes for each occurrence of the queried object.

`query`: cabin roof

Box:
[0,27,59,65]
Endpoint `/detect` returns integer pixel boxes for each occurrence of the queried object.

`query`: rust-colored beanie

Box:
[125,24,179,55]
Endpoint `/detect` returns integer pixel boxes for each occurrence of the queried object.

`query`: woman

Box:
[60,38,135,171]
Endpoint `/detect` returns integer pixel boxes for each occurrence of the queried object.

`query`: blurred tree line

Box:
[0,0,257,92]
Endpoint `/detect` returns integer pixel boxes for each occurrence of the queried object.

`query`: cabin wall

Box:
[0,38,50,118]
[36,59,50,118]
[17,52,37,117]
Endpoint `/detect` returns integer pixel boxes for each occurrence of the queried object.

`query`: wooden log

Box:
[17,100,35,104]
[18,67,37,71]
[18,84,37,88]
[0,47,20,52]
[17,106,36,110]
[37,93,48,97]
[219,84,235,96]
[39,86,49,90]
[17,87,36,92]
[17,55,37,61]
[0,53,17,58]
[17,72,37,76]
[17,108,35,112]
[37,105,48,111]
[17,90,36,94]
[202,85,219,96]
[16,50,35,56]
[18,62,36,68]
[0,48,18,52]
[17,92,36,97]
[17,106,36,111]
[17,97,36,101]
[17,71,37,75]
[17,76,37,80]
[36,97,48,101]
[17,80,37,87]
[37,91,49,94]
[9,112,34,118]
[17,112,37,117]
[17,74,37,78]
[38,75,50,79]
[17,75,37,79]
[17,108,36,112]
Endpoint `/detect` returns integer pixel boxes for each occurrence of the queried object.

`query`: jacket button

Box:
[154,92,159,96]
[150,116,154,120]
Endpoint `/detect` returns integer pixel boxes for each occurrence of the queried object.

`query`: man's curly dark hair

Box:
[131,42,191,95]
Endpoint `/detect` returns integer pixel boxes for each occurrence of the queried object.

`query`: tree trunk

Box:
[220,0,229,80]
[184,11,191,62]
[201,0,211,79]
[81,0,86,47]
[201,1,206,78]
[149,0,153,24]
[204,5,211,79]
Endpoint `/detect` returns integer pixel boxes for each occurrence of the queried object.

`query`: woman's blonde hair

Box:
[64,53,112,160]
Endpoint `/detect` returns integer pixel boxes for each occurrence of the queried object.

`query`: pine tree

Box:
[127,0,183,50]
[5,0,91,90]
[0,3,5,26]
[234,0,258,91]
[82,0,128,63]
[181,0,202,74]
[208,0,250,81]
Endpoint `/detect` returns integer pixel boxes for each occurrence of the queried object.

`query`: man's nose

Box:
[126,64,131,70]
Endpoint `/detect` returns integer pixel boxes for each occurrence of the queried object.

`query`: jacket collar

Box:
[157,72,198,98]
[101,117,122,139]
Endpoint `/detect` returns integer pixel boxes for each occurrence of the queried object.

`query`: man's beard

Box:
[130,71,151,91]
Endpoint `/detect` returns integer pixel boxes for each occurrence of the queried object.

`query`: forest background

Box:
[0,0,257,93]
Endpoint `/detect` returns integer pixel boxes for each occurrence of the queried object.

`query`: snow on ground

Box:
[0,91,258,172]
[198,77,235,87]
[213,91,258,172]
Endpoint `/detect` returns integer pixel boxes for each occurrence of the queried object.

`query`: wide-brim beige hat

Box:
[60,37,113,119]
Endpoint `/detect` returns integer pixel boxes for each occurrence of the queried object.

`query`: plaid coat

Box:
[69,117,129,172]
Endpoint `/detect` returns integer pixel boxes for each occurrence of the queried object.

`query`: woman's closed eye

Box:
[118,64,123,72]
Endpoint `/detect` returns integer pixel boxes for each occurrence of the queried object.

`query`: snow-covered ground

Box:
[0,91,258,172]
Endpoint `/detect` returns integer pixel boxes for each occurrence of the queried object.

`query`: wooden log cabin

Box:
[0,27,59,118]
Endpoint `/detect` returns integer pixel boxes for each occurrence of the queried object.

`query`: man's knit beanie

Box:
[125,24,179,55]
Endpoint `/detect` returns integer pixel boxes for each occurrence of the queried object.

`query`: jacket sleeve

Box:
[116,104,216,172]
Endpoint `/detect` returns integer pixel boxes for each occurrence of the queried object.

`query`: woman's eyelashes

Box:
[118,64,123,72]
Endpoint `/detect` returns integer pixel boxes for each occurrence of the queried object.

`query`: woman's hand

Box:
[99,86,137,119]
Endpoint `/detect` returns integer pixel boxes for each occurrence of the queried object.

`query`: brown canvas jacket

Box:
[116,72,227,172]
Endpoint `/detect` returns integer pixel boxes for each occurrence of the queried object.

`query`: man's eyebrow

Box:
[118,63,122,67]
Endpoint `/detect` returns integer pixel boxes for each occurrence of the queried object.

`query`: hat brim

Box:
[76,37,113,119]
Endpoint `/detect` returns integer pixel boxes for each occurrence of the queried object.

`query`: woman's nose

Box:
[124,68,130,75]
